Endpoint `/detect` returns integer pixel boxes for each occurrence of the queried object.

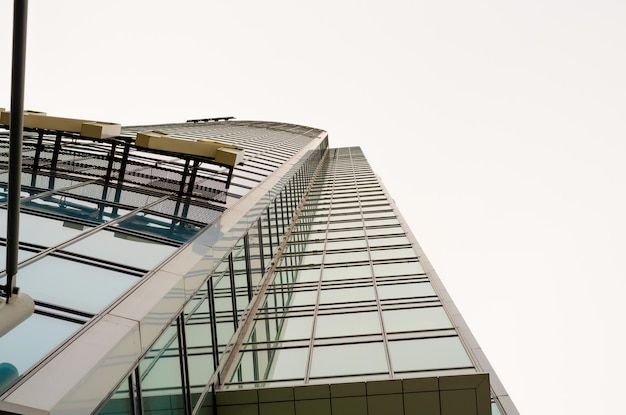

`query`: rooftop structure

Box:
[0,116,517,415]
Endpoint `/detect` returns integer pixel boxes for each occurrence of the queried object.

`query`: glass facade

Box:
[0,119,516,415]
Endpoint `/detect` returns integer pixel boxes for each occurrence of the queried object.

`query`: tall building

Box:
[0,114,518,415]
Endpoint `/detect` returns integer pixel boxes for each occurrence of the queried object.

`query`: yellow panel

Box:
[215,147,244,166]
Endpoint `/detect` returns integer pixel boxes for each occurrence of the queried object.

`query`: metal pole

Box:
[6,0,28,303]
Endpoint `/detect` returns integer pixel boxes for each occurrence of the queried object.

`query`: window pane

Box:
[65,230,178,269]
[316,312,381,337]
[310,342,387,378]
[319,286,375,304]
[383,307,452,333]
[372,262,424,277]
[388,337,473,372]
[377,282,436,300]
[15,256,138,313]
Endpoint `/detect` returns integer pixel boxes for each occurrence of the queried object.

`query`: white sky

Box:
[2,1,626,413]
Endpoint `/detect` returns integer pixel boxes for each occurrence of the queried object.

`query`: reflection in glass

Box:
[0,313,80,390]
[310,342,388,378]
[322,264,371,281]
[184,293,215,409]
[315,312,380,337]
[319,286,375,304]
[116,212,202,243]
[372,261,424,277]
[388,337,473,372]
[0,210,90,246]
[382,307,452,333]
[16,256,139,313]
[377,282,436,300]
[97,377,132,415]
[141,324,184,414]
[65,229,178,269]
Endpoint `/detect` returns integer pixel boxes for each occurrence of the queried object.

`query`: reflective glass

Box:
[235,347,308,381]
[184,296,214,409]
[286,289,318,307]
[23,194,104,223]
[323,251,369,264]
[325,239,367,250]
[0,210,91,246]
[0,245,36,270]
[98,377,132,415]
[65,229,178,269]
[366,226,404,236]
[327,221,363,230]
[367,236,410,247]
[372,262,424,277]
[388,337,473,372]
[370,248,417,261]
[315,312,381,337]
[277,316,313,340]
[141,324,184,413]
[116,212,202,243]
[319,286,375,304]
[294,268,321,283]
[310,342,387,378]
[327,229,364,238]
[14,256,138,313]
[323,264,371,281]
[364,218,400,226]
[382,307,452,333]
[377,282,436,300]
[0,313,80,391]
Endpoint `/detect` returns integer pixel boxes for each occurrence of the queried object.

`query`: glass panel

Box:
[286,289,318,307]
[116,211,202,243]
[294,268,321,283]
[372,262,424,277]
[235,347,308,382]
[370,248,416,261]
[0,314,80,393]
[13,256,138,313]
[319,286,375,304]
[327,229,365,238]
[323,251,369,264]
[141,323,185,414]
[65,229,178,269]
[377,282,436,300]
[366,226,404,236]
[0,210,91,246]
[247,221,264,288]
[310,342,387,378]
[388,337,473,372]
[184,295,214,409]
[0,245,36,270]
[23,194,112,224]
[325,239,367,250]
[277,316,314,340]
[98,377,132,415]
[315,312,381,337]
[367,236,410,247]
[322,264,371,281]
[382,307,453,333]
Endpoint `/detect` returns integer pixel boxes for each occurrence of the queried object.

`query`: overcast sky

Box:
[2,1,626,413]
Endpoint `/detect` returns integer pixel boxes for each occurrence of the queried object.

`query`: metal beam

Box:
[5,0,28,303]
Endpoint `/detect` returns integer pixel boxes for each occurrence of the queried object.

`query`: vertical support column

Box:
[5,0,28,303]
[243,234,253,301]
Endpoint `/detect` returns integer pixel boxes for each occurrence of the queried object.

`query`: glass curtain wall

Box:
[224,147,476,389]
[97,144,325,415]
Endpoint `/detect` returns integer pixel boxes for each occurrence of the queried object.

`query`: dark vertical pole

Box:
[6,0,28,303]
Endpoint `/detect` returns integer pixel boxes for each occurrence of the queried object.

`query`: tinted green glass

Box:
[310,342,387,378]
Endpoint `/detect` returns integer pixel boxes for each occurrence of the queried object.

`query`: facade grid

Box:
[0,119,517,415]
